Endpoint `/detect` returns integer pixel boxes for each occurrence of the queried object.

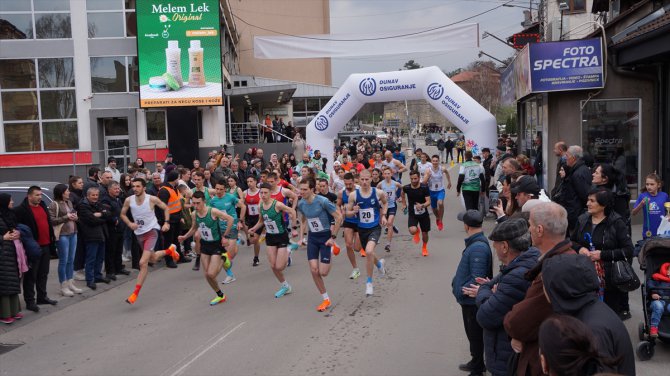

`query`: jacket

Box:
[48,200,77,238]
[0,216,21,296]
[77,198,109,242]
[503,239,575,376]
[571,211,634,285]
[543,254,636,375]
[101,193,125,234]
[13,198,55,247]
[476,247,540,376]
[562,159,592,224]
[452,232,493,305]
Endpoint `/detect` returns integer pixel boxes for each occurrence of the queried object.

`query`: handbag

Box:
[611,250,640,292]
[53,202,65,239]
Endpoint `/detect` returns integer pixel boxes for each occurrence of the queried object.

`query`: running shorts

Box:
[408,214,431,232]
[386,206,397,217]
[137,229,158,251]
[307,231,332,264]
[343,221,358,232]
[245,215,263,235]
[200,240,224,256]
[358,225,381,247]
[266,232,290,248]
[429,189,446,209]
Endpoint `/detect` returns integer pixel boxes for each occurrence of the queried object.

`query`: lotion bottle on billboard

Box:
[166,40,183,87]
[188,40,206,87]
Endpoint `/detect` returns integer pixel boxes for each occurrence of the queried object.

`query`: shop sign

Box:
[529,38,604,93]
[136,0,223,108]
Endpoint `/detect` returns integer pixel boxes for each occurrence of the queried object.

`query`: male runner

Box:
[243,175,263,266]
[191,171,217,271]
[266,172,299,265]
[337,173,362,279]
[120,178,180,304]
[422,155,452,231]
[381,150,407,182]
[249,183,298,298]
[345,169,388,296]
[402,170,432,256]
[377,167,403,252]
[178,191,234,305]
[211,179,246,284]
[317,177,339,254]
[297,177,343,311]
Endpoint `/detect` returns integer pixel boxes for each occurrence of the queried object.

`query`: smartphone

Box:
[489,190,499,211]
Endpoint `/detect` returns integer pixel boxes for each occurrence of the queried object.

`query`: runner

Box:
[191,171,217,271]
[120,178,180,305]
[248,183,299,298]
[416,152,432,178]
[377,167,403,252]
[266,172,299,266]
[297,177,343,311]
[178,191,234,306]
[381,150,407,182]
[337,173,362,279]
[243,175,263,266]
[402,170,432,256]
[210,179,246,284]
[345,169,388,296]
[422,154,452,231]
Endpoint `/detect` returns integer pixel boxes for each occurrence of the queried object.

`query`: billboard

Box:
[529,38,604,93]
[136,0,223,108]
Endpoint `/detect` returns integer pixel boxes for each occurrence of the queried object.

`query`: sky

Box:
[329,0,536,85]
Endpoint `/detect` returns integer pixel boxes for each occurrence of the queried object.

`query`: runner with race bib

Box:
[422,154,452,231]
[243,175,262,266]
[190,171,216,271]
[377,167,403,252]
[337,172,362,279]
[402,170,432,257]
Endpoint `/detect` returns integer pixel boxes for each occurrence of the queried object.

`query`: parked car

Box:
[425,133,442,146]
[0,181,59,206]
[375,130,388,140]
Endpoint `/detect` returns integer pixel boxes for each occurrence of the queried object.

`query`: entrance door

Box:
[102,117,130,172]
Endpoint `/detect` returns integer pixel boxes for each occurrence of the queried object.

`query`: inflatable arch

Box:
[306,66,497,172]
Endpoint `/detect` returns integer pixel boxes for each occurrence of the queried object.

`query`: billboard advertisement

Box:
[529,38,604,93]
[136,0,223,108]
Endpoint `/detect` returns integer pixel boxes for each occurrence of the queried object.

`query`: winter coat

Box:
[503,239,575,376]
[0,216,21,296]
[452,232,493,305]
[77,198,109,242]
[13,198,55,249]
[101,194,125,234]
[476,248,540,376]
[571,211,634,285]
[562,159,592,224]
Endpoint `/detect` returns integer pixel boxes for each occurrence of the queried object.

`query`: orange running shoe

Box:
[317,299,331,312]
[413,231,420,244]
[422,246,429,257]
[360,248,367,257]
[165,244,180,262]
[437,220,444,231]
[126,293,137,305]
[332,243,341,256]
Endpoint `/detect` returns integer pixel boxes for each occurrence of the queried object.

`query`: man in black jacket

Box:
[14,186,58,312]
[78,187,110,290]
[101,181,129,280]
[533,135,543,188]
[83,167,101,196]
[444,137,455,163]
[563,145,592,230]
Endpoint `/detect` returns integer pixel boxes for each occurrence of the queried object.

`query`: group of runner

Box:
[117,151,453,312]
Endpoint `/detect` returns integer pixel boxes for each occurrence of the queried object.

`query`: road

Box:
[1,144,668,376]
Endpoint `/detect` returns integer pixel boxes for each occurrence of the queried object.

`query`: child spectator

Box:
[648,262,670,337]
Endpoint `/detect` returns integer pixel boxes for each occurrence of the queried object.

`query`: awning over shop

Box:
[224,84,297,109]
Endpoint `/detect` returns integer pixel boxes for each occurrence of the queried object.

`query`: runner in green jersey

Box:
[211,179,246,284]
[190,171,217,271]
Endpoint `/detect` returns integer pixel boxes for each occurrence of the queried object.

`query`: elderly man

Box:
[503,202,575,376]
[147,173,163,196]
[469,219,540,376]
[214,156,233,183]
[452,210,492,376]
[231,160,247,191]
[563,145,592,229]
[77,187,110,290]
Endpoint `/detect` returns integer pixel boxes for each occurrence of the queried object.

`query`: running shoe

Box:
[366,283,374,296]
[332,243,341,256]
[288,242,299,251]
[259,234,266,243]
[384,227,388,234]
[237,238,245,246]
[210,295,227,306]
[192,257,200,271]
[221,253,231,270]
[349,269,361,280]
[253,256,260,267]
[222,275,236,284]
[422,245,429,257]
[316,299,331,312]
[393,225,399,234]
[378,259,386,276]
[437,219,444,231]
[126,293,138,305]
[274,284,292,298]
[360,248,367,257]
[384,244,391,252]
[413,231,420,244]
[165,244,180,262]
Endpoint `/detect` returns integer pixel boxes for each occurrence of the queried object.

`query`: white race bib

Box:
[198,222,214,241]
[307,217,325,233]
[248,204,259,216]
[136,219,145,230]
[414,204,426,215]
[265,219,280,234]
[359,208,375,224]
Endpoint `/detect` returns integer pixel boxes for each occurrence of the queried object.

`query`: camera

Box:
[489,190,499,211]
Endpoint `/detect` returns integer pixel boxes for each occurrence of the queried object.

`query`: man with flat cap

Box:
[452,210,492,376]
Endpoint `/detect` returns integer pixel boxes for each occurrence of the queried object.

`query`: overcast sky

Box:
[329,0,534,85]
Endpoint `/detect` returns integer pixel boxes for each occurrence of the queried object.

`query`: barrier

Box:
[306,66,497,172]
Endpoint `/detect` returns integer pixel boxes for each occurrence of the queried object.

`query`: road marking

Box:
[161,321,246,376]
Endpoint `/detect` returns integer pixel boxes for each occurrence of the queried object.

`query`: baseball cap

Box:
[511,176,541,196]
[166,171,179,182]
[166,153,173,158]
[107,156,116,163]
[489,218,528,241]
[457,210,484,227]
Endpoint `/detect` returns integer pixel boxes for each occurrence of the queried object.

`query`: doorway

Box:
[102,117,130,172]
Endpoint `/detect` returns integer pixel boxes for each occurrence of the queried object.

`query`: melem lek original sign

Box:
[529,38,604,93]
[136,1,223,108]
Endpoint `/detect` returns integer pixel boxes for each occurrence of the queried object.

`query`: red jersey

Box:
[271,187,286,203]
[245,189,261,217]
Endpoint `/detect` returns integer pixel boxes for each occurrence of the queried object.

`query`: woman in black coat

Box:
[0,193,23,324]
[571,187,634,319]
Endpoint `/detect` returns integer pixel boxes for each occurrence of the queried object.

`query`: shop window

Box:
[0,0,71,39]
[581,99,640,192]
[146,111,167,141]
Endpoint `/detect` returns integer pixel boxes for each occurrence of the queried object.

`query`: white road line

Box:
[162,321,246,376]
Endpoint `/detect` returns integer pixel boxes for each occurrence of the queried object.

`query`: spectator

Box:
[455,136,466,163]
[48,184,82,297]
[516,154,535,176]
[452,210,492,376]
[592,163,631,236]
[562,145,592,230]
[457,151,486,211]
[504,202,575,376]
[437,135,446,161]
[231,160,248,191]
[533,135,543,188]
[147,173,163,196]
[481,148,493,189]
[102,181,129,280]
[648,262,670,337]
[120,173,133,197]
[105,157,121,183]
[134,158,145,171]
[163,154,176,175]
[213,156,233,183]
[474,219,540,376]
[571,188,634,320]
[77,187,110,290]
[263,114,274,142]
[542,254,635,375]
[156,162,165,181]
[538,315,621,376]
[445,137,455,163]
[83,166,101,196]
[0,194,23,324]
[68,175,84,209]
[551,141,568,198]
[493,175,540,223]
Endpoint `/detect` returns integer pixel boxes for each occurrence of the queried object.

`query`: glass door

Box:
[101,117,130,172]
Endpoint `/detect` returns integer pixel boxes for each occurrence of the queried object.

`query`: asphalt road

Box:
[1,144,668,376]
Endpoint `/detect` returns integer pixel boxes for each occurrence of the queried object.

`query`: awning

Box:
[224,84,297,109]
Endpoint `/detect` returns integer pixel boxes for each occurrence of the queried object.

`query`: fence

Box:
[71,143,164,177]
[228,122,294,145]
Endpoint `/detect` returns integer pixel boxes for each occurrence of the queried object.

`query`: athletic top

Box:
[211,193,238,231]
[129,195,160,235]
[227,187,241,199]
[319,191,337,204]
[355,188,381,229]
[271,187,286,204]
[341,188,359,224]
[382,159,400,180]
[380,180,399,208]
[297,195,337,235]
[459,161,484,191]
[331,176,345,193]
[403,184,430,217]
[192,187,211,205]
[428,165,445,192]
[195,208,221,242]
[260,200,285,235]
[417,161,431,177]
[244,189,261,217]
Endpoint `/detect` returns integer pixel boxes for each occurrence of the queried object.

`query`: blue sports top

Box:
[341,188,359,224]
[355,188,380,229]
[379,180,400,209]
[297,195,337,235]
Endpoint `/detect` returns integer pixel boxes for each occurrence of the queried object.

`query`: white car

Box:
[375,130,388,139]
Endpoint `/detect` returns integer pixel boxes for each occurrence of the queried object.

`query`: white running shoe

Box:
[378,259,386,276]
[222,275,236,284]
[349,269,361,280]
[366,282,373,296]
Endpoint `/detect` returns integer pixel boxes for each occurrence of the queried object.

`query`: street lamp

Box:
[559,1,570,40]
[482,31,516,49]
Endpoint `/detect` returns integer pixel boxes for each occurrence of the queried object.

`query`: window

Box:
[581,99,640,193]
[0,0,71,40]
[0,57,78,152]
[146,111,167,141]
[90,56,138,93]
[292,97,329,128]
[87,0,136,38]
[567,0,586,13]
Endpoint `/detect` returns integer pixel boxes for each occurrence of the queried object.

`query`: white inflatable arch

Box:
[306,66,497,172]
